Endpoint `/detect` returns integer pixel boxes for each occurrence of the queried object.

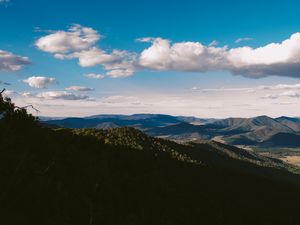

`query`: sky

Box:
[1,0,300,118]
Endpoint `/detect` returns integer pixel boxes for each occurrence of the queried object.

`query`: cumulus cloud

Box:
[36,91,89,100]
[84,73,105,79]
[139,33,300,78]
[36,25,300,78]
[0,50,30,71]
[23,76,56,89]
[36,25,137,78]
[68,48,137,77]
[235,37,253,43]
[35,24,100,53]
[65,86,94,91]
[139,38,229,71]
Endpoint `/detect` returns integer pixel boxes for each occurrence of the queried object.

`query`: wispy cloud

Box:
[191,84,300,93]
[261,94,279,99]
[280,90,300,98]
[84,73,105,79]
[235,37,253,43]
[65,86,94,91]
[36,91,90,100]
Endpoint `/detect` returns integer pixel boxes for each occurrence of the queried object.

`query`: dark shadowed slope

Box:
[261,132,300,148]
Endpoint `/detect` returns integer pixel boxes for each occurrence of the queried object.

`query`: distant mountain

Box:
[86,113,209,123]
[212,115,293,133]
[45,114,214,131]
[208,115,298,146]
[43,114,300,149]
[46,114,184,130]
[275,116,300,132]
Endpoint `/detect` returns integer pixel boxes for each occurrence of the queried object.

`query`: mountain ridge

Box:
[43,114,300,148]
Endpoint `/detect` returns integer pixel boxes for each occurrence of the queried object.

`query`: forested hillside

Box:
[1,93,300,225]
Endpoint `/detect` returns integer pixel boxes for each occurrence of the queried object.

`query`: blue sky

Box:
[1,0,300,117]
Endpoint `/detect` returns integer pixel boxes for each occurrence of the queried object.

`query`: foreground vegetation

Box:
[1,93,300,225]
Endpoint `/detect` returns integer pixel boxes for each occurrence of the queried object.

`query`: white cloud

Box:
[65,86,94,91]
[36,25,300,78]
[84,73,105,79]
[36,91,89,100]
[192,84,300,93]
[235,37,253,43]
[136,37,155,43]
[208,40,218,47]
[67,49,137,78]
[139,33,300,78]
[21,92,34,98]
[271,84,300,90]
[139,38,228,71]
[0,50,30,71]
[280,91,300,98]
[228,34,300,66]
[35,24,100,53]
[261,94,279,99]
[23,76,56,89]
[66,47,119,67]
[192,87,255,93]
[36,25,138,78]
[106,69,134,78]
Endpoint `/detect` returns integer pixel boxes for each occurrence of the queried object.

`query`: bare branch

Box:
[14,105,40,114]
[0,88,40,114]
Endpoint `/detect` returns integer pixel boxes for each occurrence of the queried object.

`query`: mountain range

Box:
[43,114,300,148]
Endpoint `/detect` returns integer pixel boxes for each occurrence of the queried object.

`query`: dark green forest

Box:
[1,92,300,225]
